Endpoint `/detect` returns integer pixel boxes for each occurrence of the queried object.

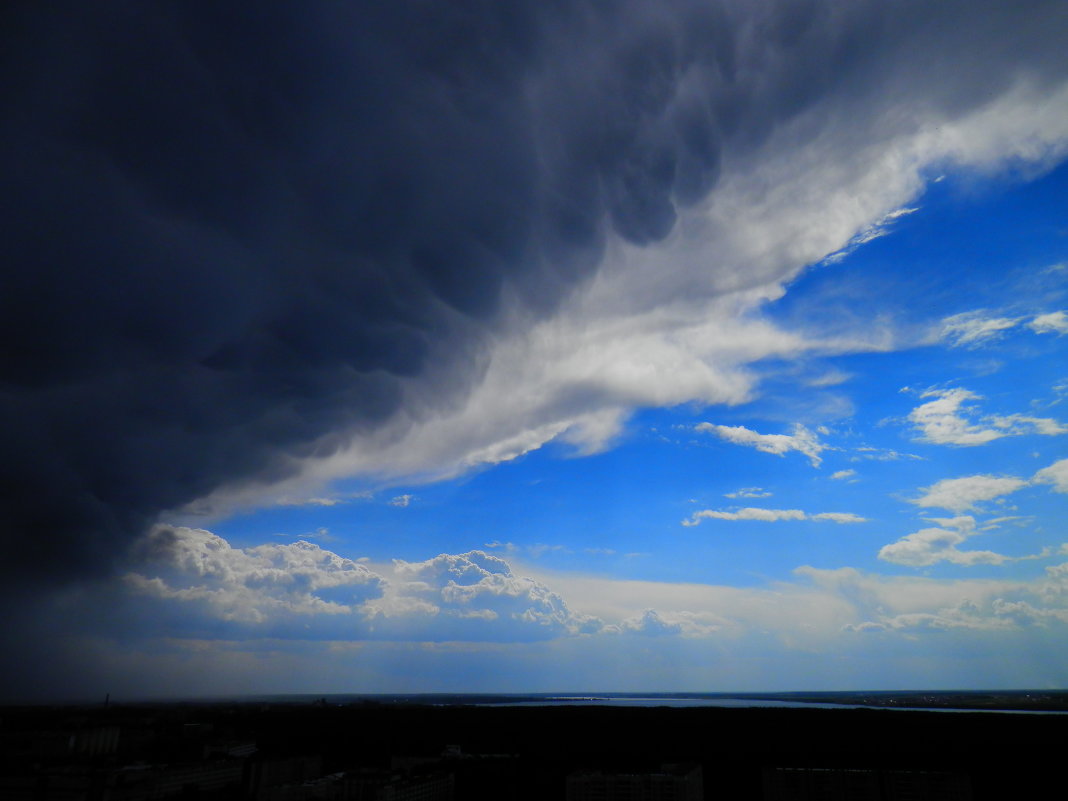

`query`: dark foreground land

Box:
[2,698,1065,799]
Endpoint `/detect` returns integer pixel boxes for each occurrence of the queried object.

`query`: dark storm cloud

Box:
[2,0,1067,589]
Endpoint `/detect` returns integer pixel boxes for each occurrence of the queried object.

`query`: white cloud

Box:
[682,507,865,526]
[696,423,826,467]
[851,446,923,462]
[877,516,1012,567]
[907,388,1067,447]
[724,487,772,498]
[379,551,602,639]
[907,388,1005,446]
[811,512,868,524]
[616,609,684,637]
[939,311,1022,348]
[1029,311,1068,335]
[989,414,1068,436]
[831,469,856,480]
[912,475,1028,513]
[1034,458,1068,493]
[126,526,387,624]
[123,528,602,642]
[389,494,415,508]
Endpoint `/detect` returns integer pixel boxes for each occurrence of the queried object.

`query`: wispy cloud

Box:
[938,309,1068,346]
[939,311,1022,348]
[724,487,772,499]
[696,423,826,467]
[682,507,866,526]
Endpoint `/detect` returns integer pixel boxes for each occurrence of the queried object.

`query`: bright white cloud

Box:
[682,507,865,526]
[1034,458,1068,493]
[912,475,1028,513]
[126,526,387,624]
[696,423,826,467]
[389,494,415,508]
[1029,311,1068,335]
[907,389,1005,445]
[831,469,856,480]
[124,528,601,642]
[939,311,1021,348]
[877,516,1011,567]
[907,388,1067,446]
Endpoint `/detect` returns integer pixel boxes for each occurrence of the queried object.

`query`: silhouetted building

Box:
[567,763,702,801]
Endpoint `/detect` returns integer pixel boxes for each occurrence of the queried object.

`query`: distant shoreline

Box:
[14,690,1068,714]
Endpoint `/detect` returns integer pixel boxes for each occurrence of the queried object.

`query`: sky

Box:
[2,0,1067,701]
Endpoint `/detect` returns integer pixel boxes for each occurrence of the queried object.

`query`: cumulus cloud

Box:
[122,528,601,642]
[912,475,1028,513]
[617,608,685,637]
[877,516,1013,567]
[389,494,415,508]
[682,508,865,526]
[907,389,1006,445]
[906,388,1067,446]
[1028,311,1068,334]
[696,423,826,467]
[1033,458,1068,493]
[831,469,857,480]
[126,526,386,625]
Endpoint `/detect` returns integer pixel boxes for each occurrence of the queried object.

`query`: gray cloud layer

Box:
[3,0,1068,590]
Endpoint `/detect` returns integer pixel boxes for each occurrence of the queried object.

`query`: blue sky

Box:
[130,158,1068,697]
[3,1,1068,701]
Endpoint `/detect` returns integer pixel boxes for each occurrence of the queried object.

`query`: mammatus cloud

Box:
[906,388,1066,445]
[696,423,826,467]
[682,508,865,526]
[4,1,1068,597]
